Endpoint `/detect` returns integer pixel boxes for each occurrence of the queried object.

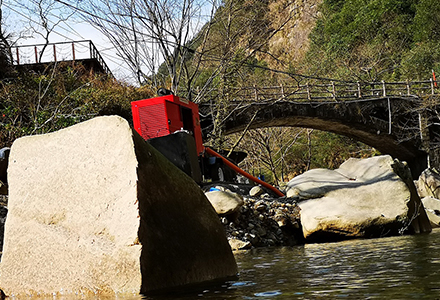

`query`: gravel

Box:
[202,183,305,249]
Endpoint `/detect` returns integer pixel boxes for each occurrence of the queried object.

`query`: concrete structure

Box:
[214,97,433,177]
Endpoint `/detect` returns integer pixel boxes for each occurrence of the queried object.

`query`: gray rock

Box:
[415,169,440,199]
[249,186,264,197]
[0,116,237,296]
[421,196,440,227]
[0,181,6,195]
[286,155,431,242]
[228,238,252,251]
[0,148,10,191]
[205,190,244,215]
[220,196,302,248]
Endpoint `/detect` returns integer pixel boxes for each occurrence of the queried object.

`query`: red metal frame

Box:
[131,95,204,156]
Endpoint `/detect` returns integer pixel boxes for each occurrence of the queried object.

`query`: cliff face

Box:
[262,0,323,67]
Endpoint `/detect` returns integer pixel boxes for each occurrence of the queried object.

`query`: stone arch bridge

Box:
[199,80,440,178]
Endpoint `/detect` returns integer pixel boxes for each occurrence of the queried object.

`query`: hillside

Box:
[262,0,323,68]
[202,0,440,84]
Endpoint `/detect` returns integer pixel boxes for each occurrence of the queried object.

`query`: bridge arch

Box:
[218,97,428,177]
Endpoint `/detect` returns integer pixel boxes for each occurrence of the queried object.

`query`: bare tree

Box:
[5,0,75,62]
[236,127,307,185]
[56,0,213,89]
[0,0,12,77]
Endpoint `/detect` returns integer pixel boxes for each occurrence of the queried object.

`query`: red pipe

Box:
[205,147,285,197]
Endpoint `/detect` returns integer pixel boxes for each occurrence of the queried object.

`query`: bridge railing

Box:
[223,80,439,103]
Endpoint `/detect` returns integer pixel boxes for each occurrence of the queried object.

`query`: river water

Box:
[3,229,440,299]
[148,228,440,300]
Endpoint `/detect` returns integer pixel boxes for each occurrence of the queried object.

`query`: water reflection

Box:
[10,230,440,299]
[171,229,440,299]
[227,229,440,299]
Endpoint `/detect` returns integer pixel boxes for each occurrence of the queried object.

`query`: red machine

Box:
[131,91,284,196]
[131,94,204,156]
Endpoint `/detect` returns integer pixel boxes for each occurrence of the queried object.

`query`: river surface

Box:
[148,228,440,300]
[4,229,440,299]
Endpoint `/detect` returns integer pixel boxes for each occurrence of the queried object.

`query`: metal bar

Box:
[388,98,392,134]
[12,40,92,48]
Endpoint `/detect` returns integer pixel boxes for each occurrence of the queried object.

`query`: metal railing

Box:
[223,80,440,103]
[10,40,112,76]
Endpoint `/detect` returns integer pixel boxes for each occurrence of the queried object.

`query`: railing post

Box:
[382,80,386,97]
[406,80,410,95]
[254,85,258,101]
[331,81,336,100]
[306,83,311,100]
[72,42,75,61]
[388,98,392,134]
[357,81,362,98]
[53,44,57,62]
[16,48,19,65]
[34,46,38,63]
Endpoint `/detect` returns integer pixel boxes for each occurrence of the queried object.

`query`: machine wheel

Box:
[211,164,225,182]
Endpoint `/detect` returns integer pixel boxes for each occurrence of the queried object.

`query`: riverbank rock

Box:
[203,183,303,249]
[286,155,431,242]
[205,190,244,215]
[0,202,6,253]
[0,116,237,297]
[415,169,440,199]
[249,186,264,197]
[421,196,440,228]
[0,148,9,196]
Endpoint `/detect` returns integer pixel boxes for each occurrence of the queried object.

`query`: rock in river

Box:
[205,190,244,215]
[0,116,237,297]
[415,168,440,199]
[286,155,431,242]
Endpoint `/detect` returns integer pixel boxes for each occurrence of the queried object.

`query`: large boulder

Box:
[415,169,440,199]
[286,155,431,242]
[0,116,237,297]
[421,196,440,227]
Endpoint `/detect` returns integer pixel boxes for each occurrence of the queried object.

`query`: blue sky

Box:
[3,0,216,85]
[3,0,137,83]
